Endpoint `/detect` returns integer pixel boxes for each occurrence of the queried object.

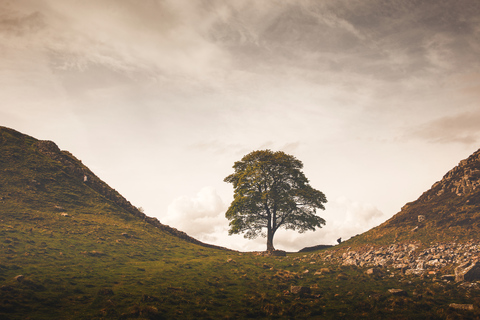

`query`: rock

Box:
[418,215,426,222]
[14,275,24,282]
[319,268,331,274]
[337,272,348,280]
[449,303,474,311]
[290,286,311,295]
[455,260,480,282]
[268,250,286,257]
[60,213,69,217]
[441,274,455,281]
[388,289,407,296]
[86,251,106,257]
[365,268,380,275]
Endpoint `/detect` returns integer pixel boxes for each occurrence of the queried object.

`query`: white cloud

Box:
[270,196,387,252]
[164,187,228,239]
[164,189,387,252]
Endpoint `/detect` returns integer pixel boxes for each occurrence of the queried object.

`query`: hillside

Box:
[0,126,226,251]
[348,148,480,246]
[1,126,479,319]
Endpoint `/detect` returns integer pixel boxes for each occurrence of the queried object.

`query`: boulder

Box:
[365,268,381,276]
[290,286,311,295]
[455,260,480,282]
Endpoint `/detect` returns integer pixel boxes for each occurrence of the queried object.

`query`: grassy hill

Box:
[1,126,479,319]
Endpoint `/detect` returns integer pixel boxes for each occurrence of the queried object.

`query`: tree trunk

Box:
[266,228,275,252]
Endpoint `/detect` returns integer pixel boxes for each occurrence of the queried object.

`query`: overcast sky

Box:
[2,0,480,251]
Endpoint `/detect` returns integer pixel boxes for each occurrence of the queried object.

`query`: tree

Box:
[224,150,327,251]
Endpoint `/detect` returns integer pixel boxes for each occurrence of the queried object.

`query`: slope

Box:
[1,126,479,319]
[0,126,227,250]
[348,148,480,246]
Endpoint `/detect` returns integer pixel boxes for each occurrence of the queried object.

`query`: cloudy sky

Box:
[2,0,480,251]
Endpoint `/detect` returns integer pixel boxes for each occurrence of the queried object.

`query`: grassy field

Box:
[1,126,479,319]
[1,204,479,319]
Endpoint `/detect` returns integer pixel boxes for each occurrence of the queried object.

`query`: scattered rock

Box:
[418,215,426,222]
[449,303,474,311]
[388,289,407,296]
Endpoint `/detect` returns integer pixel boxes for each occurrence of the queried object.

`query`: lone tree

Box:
[224,150,327,251]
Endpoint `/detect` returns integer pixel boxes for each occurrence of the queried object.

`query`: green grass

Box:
[1,126,479,319]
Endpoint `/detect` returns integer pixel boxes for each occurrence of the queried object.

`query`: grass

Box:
[1,126,480,319]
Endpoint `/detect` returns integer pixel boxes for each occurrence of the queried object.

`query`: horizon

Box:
[1,0,480,251]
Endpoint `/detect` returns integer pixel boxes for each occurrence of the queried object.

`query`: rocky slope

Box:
[349,148,480,245]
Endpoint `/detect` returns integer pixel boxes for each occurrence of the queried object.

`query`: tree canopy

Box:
[224,150,327,251]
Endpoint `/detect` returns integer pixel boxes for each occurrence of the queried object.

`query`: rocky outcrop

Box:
[312,241,480,281]
[352,148,480,244]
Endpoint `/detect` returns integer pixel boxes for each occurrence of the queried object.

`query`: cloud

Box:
[164,187,228,240]
[0,0,229,80]
[164,189,387,252]
[405,111,480,145]
[270,196,387,251]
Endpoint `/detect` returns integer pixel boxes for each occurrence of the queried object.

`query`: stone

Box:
[441,275,455,281]
[365,268,380,275]
[337,272,348,280]
[388,289,407,296]
[268,250,286,257]
[418,215,426,222]
[449,303,474,311]
[14,275,24,282]
[455,260,480,282]
[290,286,311,295]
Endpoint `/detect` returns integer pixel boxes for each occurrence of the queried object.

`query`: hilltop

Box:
[0,126,227,251]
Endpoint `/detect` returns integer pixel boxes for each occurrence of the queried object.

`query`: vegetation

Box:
[224,150,327,251]
[1,127,479,319]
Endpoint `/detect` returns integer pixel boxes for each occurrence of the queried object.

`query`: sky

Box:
[1,0,480,252]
